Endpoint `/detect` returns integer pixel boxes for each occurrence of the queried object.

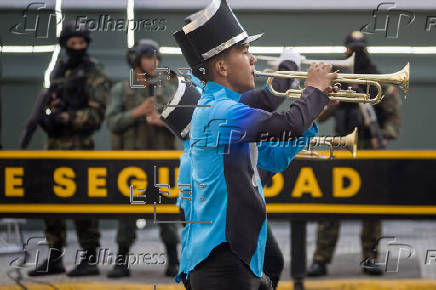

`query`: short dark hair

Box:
[192,47,233,83]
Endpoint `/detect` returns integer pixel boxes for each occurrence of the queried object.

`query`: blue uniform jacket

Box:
[178,81,328,278]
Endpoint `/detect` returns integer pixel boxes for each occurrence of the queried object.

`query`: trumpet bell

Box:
[344,127,358,158]
[392,63,410,97]
[306,127,358,159]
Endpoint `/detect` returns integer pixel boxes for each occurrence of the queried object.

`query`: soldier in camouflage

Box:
[27,20,111,277]
[106,39,180,278]
[307,31,401,277]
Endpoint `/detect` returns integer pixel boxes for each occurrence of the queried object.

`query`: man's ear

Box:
[214,58,228,78]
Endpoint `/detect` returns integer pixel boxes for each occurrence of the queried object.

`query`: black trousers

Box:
[264,225,284,289]
[190,243,262,290]
[185,224,283,290]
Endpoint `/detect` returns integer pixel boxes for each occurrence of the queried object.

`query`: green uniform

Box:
[106,76,180,250]
[313,87,401,264]
[43,59,111,250]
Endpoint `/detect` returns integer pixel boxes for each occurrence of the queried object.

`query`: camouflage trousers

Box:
[116,217,180,250]
[43,140,99,250]
[313,220,381,264]
[44,218,100,250]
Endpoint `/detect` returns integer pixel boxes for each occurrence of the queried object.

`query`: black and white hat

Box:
[174,0,263,68]
[159,76,202,140]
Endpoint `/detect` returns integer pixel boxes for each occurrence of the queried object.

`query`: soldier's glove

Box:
[259,274,273,290]
[39,108,63,136]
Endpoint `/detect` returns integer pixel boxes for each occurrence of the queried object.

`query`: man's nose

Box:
[250,54,256,65]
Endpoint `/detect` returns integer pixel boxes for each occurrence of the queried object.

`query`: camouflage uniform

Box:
[43,59,111,250]
[106,75,180,251]
[313,86,401,264]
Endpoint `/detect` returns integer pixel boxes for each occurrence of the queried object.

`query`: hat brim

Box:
[241,33,263,45]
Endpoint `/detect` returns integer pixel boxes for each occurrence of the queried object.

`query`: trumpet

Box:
[295,127,358,160]
[254,63,410,104]
[256,53,355,73]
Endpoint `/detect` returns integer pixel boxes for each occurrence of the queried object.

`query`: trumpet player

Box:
[307,31,401,277]
[170,11,323,289]
[173,0,338,288]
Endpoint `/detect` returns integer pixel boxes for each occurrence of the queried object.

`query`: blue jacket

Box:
[180,81,328,278]
[176,125,318,282]
[175,60,297,211]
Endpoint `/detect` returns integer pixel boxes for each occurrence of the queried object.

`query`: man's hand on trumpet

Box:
[305,62,339,95]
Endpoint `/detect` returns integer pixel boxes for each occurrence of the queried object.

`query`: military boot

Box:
[164,243,179,277]
[361,259,383,276]
[28,248,65,276]
[67,248,99,276]
[107,262,130,278]
[307,260,327,277]
[107,247,130,278]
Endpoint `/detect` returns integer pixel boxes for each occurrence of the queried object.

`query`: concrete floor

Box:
[1,220,436,288]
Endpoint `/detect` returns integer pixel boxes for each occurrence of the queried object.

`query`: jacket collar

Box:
[203,81,241,102]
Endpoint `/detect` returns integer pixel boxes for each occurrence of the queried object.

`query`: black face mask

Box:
[65,47,88,68]
[347,48,377,74]
[354,49,370,72]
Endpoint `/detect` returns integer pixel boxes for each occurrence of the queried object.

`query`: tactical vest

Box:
[111,82,175,150]
[44,59,110,150]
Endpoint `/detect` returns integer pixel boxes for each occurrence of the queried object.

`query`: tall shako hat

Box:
[173,0,263,68]
[184,8,205,25]
[159,77,202,140]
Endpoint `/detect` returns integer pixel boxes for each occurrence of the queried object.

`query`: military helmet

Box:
[59,20,91,48]
[344,31,367,49]
[127,39,161,68]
